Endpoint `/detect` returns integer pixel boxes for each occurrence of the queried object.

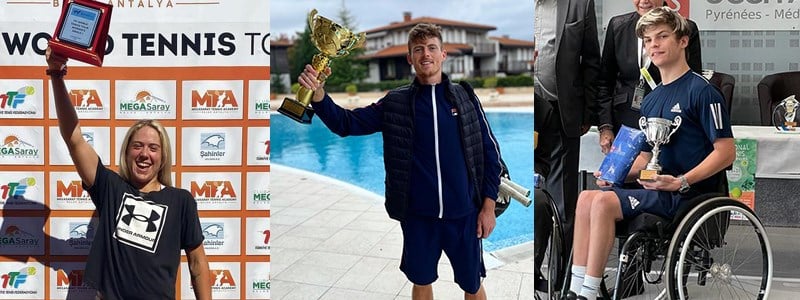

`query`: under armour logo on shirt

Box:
[710,103,724,130]
[671,103,682,113]
[628,196,640,210]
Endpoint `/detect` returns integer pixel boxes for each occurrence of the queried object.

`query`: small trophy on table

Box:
[278,9,366,124]
[49,0,113,66]
[772,95,799,132]
[638,116,682,181]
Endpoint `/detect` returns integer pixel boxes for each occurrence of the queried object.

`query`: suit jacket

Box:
[597,11,703,132]
[549,0,601,138]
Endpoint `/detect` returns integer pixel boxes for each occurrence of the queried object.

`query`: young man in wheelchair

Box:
[566,7,735,300]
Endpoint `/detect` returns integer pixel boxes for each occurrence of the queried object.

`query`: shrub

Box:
[291,82,301,94]
[483,77,498,89]
[345,84,358,94]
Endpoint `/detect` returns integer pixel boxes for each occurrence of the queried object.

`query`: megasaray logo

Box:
[119,91,171,114]
[113,193,167,253]
[0,135,38,159]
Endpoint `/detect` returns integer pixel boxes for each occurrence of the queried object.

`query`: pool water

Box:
[272,111,533,252]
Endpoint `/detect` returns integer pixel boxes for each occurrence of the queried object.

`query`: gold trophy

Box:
[278,9,366,124]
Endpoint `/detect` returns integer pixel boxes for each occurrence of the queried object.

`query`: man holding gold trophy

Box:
[564,7,735,299]
[295,15,502,299]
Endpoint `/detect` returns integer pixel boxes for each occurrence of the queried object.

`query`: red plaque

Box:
[49,0,113,66]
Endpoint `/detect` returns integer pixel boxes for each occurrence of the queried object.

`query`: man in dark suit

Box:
[534,0,601,250]
[596,1,702,153]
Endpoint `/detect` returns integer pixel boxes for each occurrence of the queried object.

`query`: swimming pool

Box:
[271,111,533,252]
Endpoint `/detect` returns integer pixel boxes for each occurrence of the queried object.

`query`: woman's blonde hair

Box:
[635,6,691,39]
[118,120,173,187]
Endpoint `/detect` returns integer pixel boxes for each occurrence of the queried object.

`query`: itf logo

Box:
[0,86,37,117]
[1,177,35,200]
[0,135,39,159]
[113,193,167,253]
[0,267,36,289]
[200,133,226,161]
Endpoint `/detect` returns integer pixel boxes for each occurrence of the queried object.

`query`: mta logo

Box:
[200,133,226,150]
[1,177,34,199]
[121,205,161,232]
[0,267,35,289]
[68,90,103,107]
[56,180,89,198]
[210,269,236,287]
[55,269,85,287]
[191,90,238,108]
[191,181,236,198]
[202,223,224,238]
[0,87,33,109]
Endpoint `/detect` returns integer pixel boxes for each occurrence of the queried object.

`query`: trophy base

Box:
[639,169,659,181]
[278,97,315,124]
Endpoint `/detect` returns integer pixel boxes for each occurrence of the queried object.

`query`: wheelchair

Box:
[538,171,773,300]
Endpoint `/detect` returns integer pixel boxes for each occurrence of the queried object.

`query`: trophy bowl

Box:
[639,116,682,180]
[772,95,799,132]
[277,9,366,124]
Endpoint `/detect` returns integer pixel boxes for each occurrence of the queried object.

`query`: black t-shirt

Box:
[83,158,204,300]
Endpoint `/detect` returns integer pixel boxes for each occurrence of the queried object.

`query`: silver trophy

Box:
[639,116,682,180]
[772,95,799,131]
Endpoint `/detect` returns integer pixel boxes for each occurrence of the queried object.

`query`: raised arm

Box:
[47,47,99,187]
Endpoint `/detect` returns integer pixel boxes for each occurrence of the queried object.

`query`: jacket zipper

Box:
[432,85,444,218]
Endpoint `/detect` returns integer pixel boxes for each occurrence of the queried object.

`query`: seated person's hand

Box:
[637,174,680,191]
[594,171,612,188]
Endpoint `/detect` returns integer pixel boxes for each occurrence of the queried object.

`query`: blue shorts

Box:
[399,213,485,294]
[610,188,682,219]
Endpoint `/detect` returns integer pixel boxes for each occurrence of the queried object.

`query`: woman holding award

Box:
[46,47,211,300]
[564,8,735,300]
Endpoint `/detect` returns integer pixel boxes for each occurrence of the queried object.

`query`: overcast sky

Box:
[270,0,534,41]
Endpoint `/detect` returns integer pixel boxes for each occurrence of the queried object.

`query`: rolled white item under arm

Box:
[501,177,530,197]
[499,179,531,207]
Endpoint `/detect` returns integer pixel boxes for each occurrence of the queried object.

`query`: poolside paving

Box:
[271,165,536,300]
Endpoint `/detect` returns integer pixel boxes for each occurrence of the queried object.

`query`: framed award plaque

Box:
[49,0,113,66]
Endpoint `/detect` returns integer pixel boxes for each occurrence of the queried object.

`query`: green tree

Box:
[327,0,368,88]
[288,22,315,85]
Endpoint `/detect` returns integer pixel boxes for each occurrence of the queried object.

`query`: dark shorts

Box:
[610,187,682,219]
[399,213,486,294]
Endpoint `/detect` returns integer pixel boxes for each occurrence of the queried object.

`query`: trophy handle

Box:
[638,116,647,132]
[666,116,682,142]
[308,9,318,33]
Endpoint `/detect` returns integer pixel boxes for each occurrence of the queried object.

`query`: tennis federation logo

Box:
[113,193,167,253]
[0,86,38,117]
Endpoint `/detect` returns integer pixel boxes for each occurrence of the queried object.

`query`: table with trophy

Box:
[579,94,800,227]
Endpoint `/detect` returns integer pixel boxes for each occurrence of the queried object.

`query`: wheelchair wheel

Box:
[665,197,773,299]
[536,189,567,300]
[602,233,668,300]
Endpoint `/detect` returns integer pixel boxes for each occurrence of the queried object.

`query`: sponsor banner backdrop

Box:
[246,217,270,256]
[1,2,269,299]
[48,262,96,300]
[602,0,799,31]
[0,171,46,210]
[246,262,270,299]
[181,261,241,300]
[49,217,99,256]
[0,262,45,299]
[49,127,111,166]
[0,80,44,119]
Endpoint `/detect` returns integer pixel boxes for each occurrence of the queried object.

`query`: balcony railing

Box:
[499,60,531,74]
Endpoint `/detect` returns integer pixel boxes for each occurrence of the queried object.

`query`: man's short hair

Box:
[635,7,691,39]
[407,23,442,53]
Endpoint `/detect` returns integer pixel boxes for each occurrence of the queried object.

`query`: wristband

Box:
[46,68,67,78]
